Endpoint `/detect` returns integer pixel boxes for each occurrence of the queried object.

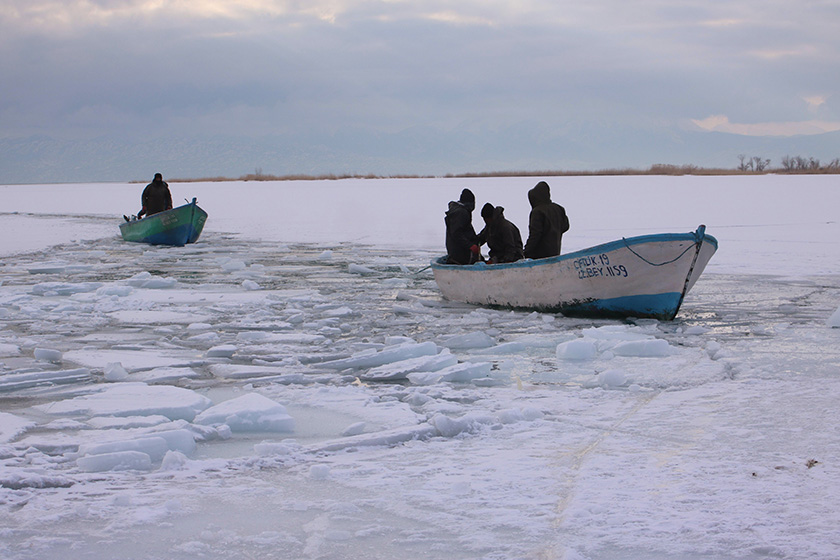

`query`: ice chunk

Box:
[32,282,102,296]
[206,344,237,358]
[828,305,840,328]
[360,351,458,381]
[37,383,212,421]
[0,343,21,357]
[78,436,170,462]
[242,279,261,291]
[131,367,201,383]
[96,285,134,297]
[187,331,219,343]
[0,368,91,392]
[153,429,198,456]
[0,412,36,443]
[405,371,443,385]
[581,325,650,341]
[348,264,375,275]
[126,272,177,289]
[27,262,67,274]
[598,369,628,387]
[441,331,495,349]
[77,430,196,463]
[612,339,671,357]
[341,422,366,436]
[194,393,295,432]
[321,306,354,317]
[476,341,527,355]
[321,341,439,370]
[76,450,153,472]
[556,339,598,361]
[221,259,247,272]
[34,347,62,363]
[429,412,495,437]
[437,361,493,382]
[234,332,326,345]
[407,361,492,385]
[160,450,189,471]
[104,362,129,381]
[208,364,289,379]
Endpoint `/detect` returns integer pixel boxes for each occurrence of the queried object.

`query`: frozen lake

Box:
[1,175,839,559]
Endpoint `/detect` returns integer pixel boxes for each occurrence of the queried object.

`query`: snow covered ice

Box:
[1,175,839,559]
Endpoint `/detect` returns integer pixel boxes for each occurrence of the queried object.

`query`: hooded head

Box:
[459,188,475,212]
[528,181,551,208]
[481,202,495,222]
[154,173,163,182]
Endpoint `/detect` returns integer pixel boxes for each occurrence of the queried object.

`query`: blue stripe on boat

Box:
[560,292,683,320]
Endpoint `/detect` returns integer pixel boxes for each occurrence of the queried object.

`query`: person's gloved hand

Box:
[470,245,480,255]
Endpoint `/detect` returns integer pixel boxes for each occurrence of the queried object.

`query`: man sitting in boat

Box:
[137,173,173,218]
[524,181,570,259]
[477,203,524,264]
[444,188,481,265]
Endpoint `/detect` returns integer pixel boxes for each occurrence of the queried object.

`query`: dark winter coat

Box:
[524,181,569,260]
[445,200,479,265]
[477,206,524,264]
[139,179,173,217]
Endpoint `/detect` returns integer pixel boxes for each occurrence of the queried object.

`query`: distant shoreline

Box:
[133,164,840,183]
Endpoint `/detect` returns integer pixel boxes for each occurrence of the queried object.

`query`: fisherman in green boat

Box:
[137,173,173,219]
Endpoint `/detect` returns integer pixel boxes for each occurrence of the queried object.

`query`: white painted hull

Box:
[432,226,717,320]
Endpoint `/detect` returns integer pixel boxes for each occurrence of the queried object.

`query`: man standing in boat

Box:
[524,181,569,259]
[137,173,173,218]
[477,203,524,264]
[445,188,481,265]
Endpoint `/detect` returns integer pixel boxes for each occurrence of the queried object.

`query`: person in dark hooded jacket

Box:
[477,203,524,264]
[137,173,173,218]
[444,188,481,265]
[524,181,569,259]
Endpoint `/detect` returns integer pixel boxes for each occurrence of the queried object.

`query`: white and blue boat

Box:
[431,226,717,320]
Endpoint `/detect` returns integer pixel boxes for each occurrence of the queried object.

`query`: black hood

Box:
[528,181,551,208]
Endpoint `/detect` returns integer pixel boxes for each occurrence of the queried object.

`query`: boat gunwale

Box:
[430,229,718,271]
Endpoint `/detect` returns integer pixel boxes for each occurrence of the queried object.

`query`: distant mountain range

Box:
[2,125,839,184]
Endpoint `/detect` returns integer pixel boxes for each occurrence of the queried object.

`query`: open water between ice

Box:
[2,227,840,560]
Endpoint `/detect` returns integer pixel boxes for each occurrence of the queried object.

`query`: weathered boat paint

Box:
[431,226,717,320]
[119,198,208,246]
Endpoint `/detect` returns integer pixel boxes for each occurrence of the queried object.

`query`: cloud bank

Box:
[1,0,839,181]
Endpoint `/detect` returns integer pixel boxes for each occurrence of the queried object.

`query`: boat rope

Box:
[672,226,707,320]
[621,239,697,267]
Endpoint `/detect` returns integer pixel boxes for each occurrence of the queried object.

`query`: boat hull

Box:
[431,227,717,320]
[120,199,207,246]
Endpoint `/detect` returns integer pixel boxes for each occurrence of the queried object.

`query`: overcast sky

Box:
[1,0,839,179]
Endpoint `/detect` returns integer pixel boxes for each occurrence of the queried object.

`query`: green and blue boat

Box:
[120,198,208,246]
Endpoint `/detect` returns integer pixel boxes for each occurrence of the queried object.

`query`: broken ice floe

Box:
[194,393,295,432]
[36,383,212,422]
[828,305,840,328]
[0,367,91,393]
[359,351,458,381]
